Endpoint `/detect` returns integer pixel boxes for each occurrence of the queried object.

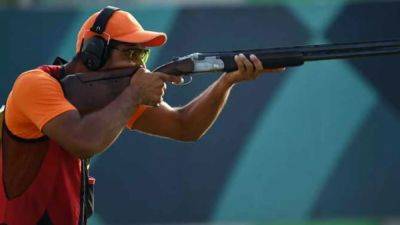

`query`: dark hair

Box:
[108,40,139,48]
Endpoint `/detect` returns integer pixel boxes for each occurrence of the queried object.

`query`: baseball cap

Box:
[76,9,167,53]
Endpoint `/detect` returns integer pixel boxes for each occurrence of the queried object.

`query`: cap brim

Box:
[114,30,167,47]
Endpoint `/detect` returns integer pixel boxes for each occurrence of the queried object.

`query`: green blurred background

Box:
[1,0,400,225]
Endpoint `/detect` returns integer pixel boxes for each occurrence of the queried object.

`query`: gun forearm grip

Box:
[220,52,305,72]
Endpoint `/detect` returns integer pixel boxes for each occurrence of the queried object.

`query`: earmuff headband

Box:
[90,6,120,34]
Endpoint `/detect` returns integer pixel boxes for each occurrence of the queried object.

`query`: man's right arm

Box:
[42,86,140,159]
[30,68,181,159]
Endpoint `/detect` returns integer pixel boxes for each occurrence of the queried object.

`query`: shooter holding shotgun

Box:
[0,6,283,225]
[3,5,400,225]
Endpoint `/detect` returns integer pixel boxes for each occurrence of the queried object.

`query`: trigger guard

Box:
[172,75,192,86]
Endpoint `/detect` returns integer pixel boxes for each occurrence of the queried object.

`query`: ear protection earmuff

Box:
[80,6,120,71]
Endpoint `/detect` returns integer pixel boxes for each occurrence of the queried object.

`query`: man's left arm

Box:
[131,54,285,141]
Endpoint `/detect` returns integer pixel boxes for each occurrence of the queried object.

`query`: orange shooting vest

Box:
[0,65,94,225]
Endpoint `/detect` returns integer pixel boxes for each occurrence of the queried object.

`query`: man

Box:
[0,6,284,225]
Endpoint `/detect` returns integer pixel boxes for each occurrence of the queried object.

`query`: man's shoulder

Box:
[15,68,58,86]
[12,68,62,96]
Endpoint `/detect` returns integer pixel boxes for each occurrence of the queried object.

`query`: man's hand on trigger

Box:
[223,53,286,85]
[129,68,183,107]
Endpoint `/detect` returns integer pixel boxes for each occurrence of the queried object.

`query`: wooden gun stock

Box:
[61,67,139,114]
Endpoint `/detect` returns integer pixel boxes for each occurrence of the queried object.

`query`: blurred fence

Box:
[1,1,400,225]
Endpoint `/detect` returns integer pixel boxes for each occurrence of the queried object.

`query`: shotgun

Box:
[61,40,400,113]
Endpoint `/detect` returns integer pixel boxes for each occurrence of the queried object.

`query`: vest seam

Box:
[3,109,49,143]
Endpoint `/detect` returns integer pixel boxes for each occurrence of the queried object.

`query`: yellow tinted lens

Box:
[142,49,150,64]
[129,49,150,65]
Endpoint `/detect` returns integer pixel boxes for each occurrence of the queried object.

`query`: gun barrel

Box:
[201,39,400,56]
[202,40,400,71]
[303,45,400,61]
[153,40,400,75]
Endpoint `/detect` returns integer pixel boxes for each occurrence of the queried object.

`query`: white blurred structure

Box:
[1,0,246,8]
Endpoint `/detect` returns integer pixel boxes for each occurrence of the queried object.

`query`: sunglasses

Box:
[111,46,150,65]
